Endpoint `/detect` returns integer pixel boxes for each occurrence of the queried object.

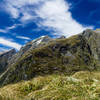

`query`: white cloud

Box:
[36,0,93,37]
[20,12,36,23]
[0,48,8,52]
[0,24,20,33]
[7,25,16,30]
[0,47,12,52]
[0,37,22,50]
[0,29,7,33]
[7,5,19,19]
[16,36,31,40]
[3,0,94,37]
[4,0,42,20]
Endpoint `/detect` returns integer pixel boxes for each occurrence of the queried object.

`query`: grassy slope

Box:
[0,71,100,100]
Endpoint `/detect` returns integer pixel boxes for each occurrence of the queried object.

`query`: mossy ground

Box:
[0,71,100,100]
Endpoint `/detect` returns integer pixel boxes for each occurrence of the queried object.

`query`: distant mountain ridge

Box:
[0,49,16,75]
[0,29,100,86]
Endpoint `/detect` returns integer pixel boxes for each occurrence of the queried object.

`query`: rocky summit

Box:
[0,29,100,100]
[8,35,52,66]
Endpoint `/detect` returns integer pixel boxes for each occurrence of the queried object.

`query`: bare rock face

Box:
[82,29,100,60]
[0,49,16,74]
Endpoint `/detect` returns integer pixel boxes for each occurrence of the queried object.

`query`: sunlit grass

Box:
[0,71,100,100]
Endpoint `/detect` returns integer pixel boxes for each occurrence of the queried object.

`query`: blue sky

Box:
[0,0,99,51]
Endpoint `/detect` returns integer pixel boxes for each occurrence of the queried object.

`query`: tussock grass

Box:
[0,71,100,100]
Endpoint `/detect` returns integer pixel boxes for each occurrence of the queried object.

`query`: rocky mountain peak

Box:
[20,35,52,54]
[58,35,66,39]
[82,29,94,38]
[82,29,100,38]
[82,29,100,60]
[32,35,51,44]
[8,35,52,66]
[30,35,52,49]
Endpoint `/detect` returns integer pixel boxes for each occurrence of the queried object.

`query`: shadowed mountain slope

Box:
[0,49,16,75]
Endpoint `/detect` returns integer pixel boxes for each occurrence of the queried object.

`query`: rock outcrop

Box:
[82,29,100,60]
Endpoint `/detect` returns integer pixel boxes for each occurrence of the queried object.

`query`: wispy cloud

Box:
[3,0,41,21]
[3,0,93,37]
[0,24,21,33]
[0,29,7,33]
[16,36,31,40]
[7,5,19,19]
[0,37,22,50]
[20,12,37,24]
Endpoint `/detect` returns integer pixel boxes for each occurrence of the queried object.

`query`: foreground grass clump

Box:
[0,71,100,100]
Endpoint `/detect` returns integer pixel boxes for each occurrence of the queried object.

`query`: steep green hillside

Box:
[0,30,100,86]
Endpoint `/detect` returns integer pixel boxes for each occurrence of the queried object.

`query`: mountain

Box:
[0,49,16,75]
[8,36,52,66]
[0,29,100,86]
[0,29,100,100]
